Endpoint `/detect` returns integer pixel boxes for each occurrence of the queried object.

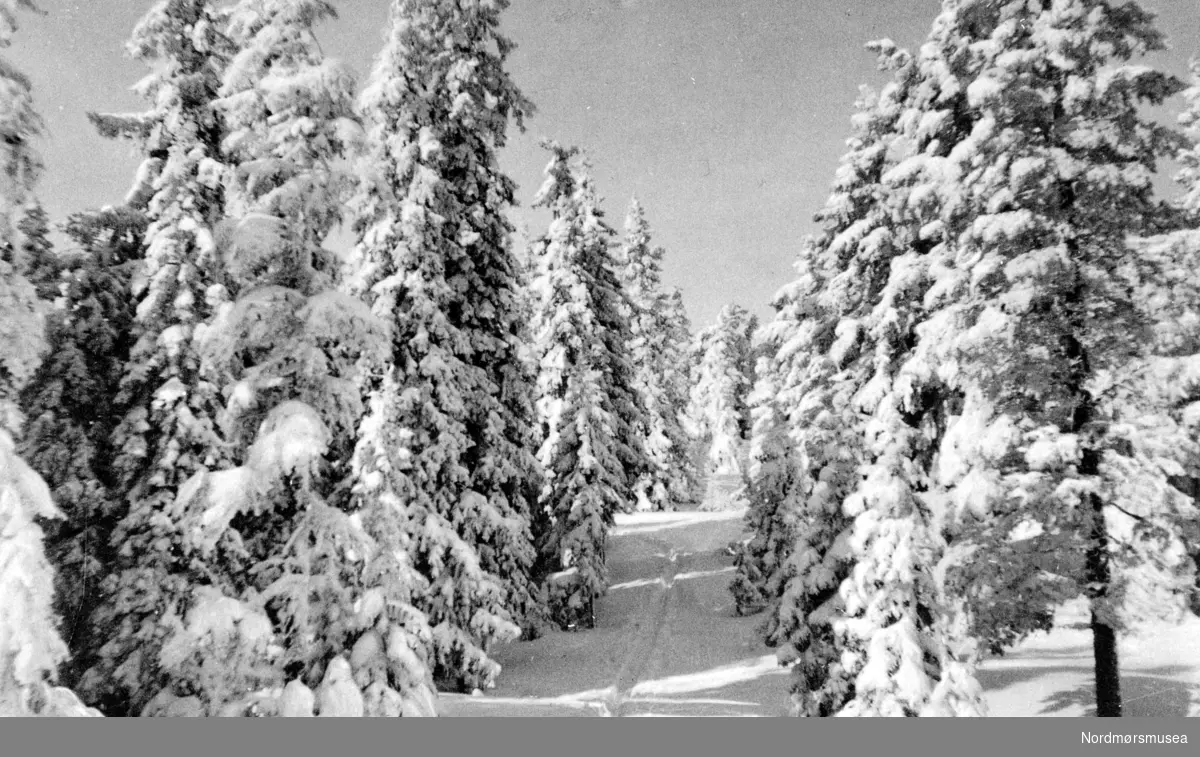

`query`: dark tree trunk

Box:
[1084,476,1121,717]
[1090,605,1122,717]
[1060,240,1122,717]
[1078,426,1122,716]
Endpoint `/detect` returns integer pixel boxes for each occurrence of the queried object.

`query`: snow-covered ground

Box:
[439,506,1200,717]
[980,600,1200,717]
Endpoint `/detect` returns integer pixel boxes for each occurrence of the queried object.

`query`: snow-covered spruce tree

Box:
[0,0,47,434]
[79,0,237,716]
[819,16,1005,717]
[686,304,755,484]
[920,0,1195,718]
[0,0,74,717]
[344,0,543,691]
[1129,228,1200,616]
[728,88,893,619]
[528,143,646,629]
[12,201,53,295]
[138,0,438,717]
[1165,57,1200,609]
[618,197,697,511]
[662,289,701,506]
[18,207,147,690]
[728,336,805,619]
[748,42,935,716]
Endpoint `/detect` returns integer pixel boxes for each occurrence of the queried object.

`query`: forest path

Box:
[437,505,791,717]
[436,503,1200,717]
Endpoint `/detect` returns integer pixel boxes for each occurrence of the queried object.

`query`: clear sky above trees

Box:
[9,0,1200,327]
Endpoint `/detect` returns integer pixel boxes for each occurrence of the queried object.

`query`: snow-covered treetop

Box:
[218,0,359,290]
[620,195,665,296]
[358,0,533,150]
[1179,57,1200,216]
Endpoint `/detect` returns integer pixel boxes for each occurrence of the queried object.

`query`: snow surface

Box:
[439,500,1200,717]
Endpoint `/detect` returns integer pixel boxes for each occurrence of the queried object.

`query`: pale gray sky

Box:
[9,1,1200,328]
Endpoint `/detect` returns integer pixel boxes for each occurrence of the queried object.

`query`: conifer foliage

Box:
[344,0,543,691]
[528,143,646,629]
[743,0,1200,718]
[618,197,697,511]
[19,207,147,690]
[146,0,439,716]
[931,0,1195,717]
[686,303,756,482]
[0,0,73,717]
[80,0,237,715]
[0,0,46,432]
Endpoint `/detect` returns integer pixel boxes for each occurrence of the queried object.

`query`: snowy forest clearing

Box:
[440,506,1200,717]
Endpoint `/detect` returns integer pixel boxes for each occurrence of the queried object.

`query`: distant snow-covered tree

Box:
[618,197,697,511]
[528,143,646,629]
[344,0,543,691]
[686,304,754,483]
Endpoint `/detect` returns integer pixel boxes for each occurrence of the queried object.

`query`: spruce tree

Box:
[80,0,236,715]
[746,31,994,715]
[528,143,646,628]
[344,0,542,691]
[0,0,73,716]
[0,0,46,433]
[19,207,147,690]
[661,289,700,506]
[618,197,697,511]
[154,0,438,716]
[924,0,1194,717]
[686,304,755,484]
[773,46,929,716]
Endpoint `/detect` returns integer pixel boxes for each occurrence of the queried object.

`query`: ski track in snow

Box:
[440,506,1200,717]
[440,506,786,717]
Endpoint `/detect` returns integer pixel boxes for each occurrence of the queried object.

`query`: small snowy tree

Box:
[661,289,701,506]
[528,143,646,629]
[344,0,543,691]
[686,304,755,484]
[618,197,698,511]
[80,0,237,715]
